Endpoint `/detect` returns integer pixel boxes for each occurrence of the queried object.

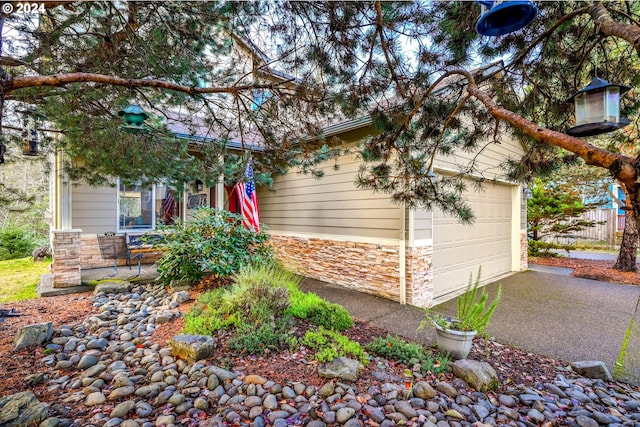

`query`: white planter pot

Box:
[434,323,477,360]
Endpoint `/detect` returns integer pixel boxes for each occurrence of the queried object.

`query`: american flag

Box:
[237,160,260,231]
[161,190,177,223]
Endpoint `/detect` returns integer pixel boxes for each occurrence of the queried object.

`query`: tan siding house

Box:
[48,116,526,308]
[259,121,527,308]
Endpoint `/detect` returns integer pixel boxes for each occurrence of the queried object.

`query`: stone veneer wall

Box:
[51,230,82,288]
[268,235,402,302]
[520,232,528,270]
[80,235,164,269]
[405,244,434,308]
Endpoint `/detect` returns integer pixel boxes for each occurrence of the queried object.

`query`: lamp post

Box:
[566,77,631,137]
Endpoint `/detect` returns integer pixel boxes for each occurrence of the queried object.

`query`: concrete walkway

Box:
[38,264,159,297]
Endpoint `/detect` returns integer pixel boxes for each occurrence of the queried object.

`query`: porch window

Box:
[117,181,177,232]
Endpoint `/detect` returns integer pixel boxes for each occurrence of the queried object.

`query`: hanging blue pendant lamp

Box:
[476,0,538,37]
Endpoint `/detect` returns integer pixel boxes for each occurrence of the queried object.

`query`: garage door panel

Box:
[433,183,513,302]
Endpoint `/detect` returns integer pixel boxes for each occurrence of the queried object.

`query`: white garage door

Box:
[432,182,514,304]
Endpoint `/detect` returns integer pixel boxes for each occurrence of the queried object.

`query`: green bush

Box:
[308,301,353,331]
[366,335,449,375]
[288,290,353,331]
[528,240,575,257]
[293,327,369,365]
[227,317,294,354]
[0,225,40,261]
[156,207,273,286]
[183,264,296,353]
[182,286,242,335]
[287,288,324,318]
[365,335,427,364]
[183,264,358,357]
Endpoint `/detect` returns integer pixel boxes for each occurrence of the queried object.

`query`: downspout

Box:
[216,155,225,209]
[512,185,522,271]
[399,203,407,305]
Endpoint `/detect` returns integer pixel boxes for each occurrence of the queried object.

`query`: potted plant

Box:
[420,268,502,359]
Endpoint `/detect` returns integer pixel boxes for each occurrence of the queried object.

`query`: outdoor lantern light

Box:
[475,0,538,37]
[20,109,41,156]
[118,104,150,134]
[195,180,204,192]
[523,187,533,200]
[566,77,631,137]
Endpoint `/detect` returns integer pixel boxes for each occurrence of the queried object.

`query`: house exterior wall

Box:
[412,209,433,241]
[259,150,402,240]
[434,136,521,178]
[78,234,163,270]
[259,147,407,301]
[521,231,528,270]
[72,183,118,234]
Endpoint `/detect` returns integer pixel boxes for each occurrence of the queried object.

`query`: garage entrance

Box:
[432,182,515,304]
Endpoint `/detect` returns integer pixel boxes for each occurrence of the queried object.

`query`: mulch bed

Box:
[530,256,640,285]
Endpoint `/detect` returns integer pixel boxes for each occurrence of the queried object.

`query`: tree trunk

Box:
[614,187,639,272]
[0,15,6,164]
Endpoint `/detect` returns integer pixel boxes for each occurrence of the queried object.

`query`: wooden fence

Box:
[541,208,619,246]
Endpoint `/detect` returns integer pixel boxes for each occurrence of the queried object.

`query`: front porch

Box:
[38,264,160,297]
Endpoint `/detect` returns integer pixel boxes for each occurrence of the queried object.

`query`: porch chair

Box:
[97,233,143,275]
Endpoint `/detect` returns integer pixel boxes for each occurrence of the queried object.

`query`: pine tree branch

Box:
[591,3,640,55]
[460,71,637,186]
[5,73,292,95]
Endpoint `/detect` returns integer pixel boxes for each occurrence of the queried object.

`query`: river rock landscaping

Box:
[1,276,640,426]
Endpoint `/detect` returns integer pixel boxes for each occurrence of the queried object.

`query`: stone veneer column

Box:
[520,232,528,270]
[51,229,82,288]
[405,244,434,308]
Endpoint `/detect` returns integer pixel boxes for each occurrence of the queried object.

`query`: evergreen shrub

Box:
[156,207,272,286]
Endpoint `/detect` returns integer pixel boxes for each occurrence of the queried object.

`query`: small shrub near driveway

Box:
[155,207,272,286]
[366,335,449,375]
[287,286,353,331]
[294,327,369,365]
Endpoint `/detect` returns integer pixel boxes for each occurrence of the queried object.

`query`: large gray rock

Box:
[170,335,215,363]
[318,357,361,382]
[170,280,192,292]
[94,281,132,294]
[571,360,613,381]
[14,322,53,350]
[412,381,437,399]
[172,291,191,304]
[452,359,499,391]
[0,391,49,426]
